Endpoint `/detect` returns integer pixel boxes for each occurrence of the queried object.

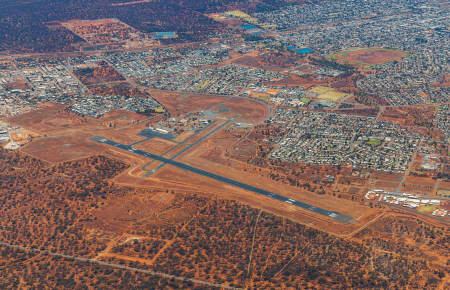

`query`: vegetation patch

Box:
[300,97,311,104]
[367,139,381,147]
[417,205,437,213]
[308,86,347,102]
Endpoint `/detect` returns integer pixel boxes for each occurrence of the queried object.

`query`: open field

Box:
[100,109,155,128]
[8,103,161,163]
[437,189,450,197]
[433,73,450,88]
[150,90,269,124]
[8,102,159,138]
[134,138,176,155]
[21,133,104,163]
[403,175,437,194]
[417,205,438,213]
[224,10,259,24]
[174,131,194,143]
[98,127,147,145]
[371,171,404,182]
[308,85,348,102]
[61,18,150,46]
[330,48,408,66]
[232,55,262,68]
[231,51,300,71]
[373,180,399,190]
[379,105,436,134]
[268,74,329,89]
[2,78,29,91]
[7,103,85,133]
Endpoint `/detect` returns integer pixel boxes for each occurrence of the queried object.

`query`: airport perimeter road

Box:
[0,241,241,290]
[93,137,354,223]
[146,117,236,176]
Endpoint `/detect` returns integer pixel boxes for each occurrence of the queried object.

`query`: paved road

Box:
[397,136,423,192]
[144,117,236,177]
[0,241,240,289]
[141,119,218,173]
[93,137,354,223]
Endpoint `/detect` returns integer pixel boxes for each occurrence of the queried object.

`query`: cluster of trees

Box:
[159,0,295,14]
[260,51,300,68]
[310,56,356,73]
[0,148,446,288]
[0,149,129,259]
[334,107,380,117]
[111,239,165,260]
[354,91,389,106]
[382,106,436,130]
[145,194,446,288]
[89,82,148,98]
[356,215,449,259]
[73,61,125,85]
[0,0,226,52]
[0,247,198,289]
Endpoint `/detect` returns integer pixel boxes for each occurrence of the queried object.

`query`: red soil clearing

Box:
[334,48,407,65]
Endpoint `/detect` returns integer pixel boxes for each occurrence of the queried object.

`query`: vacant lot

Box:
[151,91,269,124]
[331,48,408,66]
[134,138,176,155]
[309,86,347,102]
[21,133,104,163]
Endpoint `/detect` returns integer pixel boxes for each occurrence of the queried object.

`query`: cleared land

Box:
[134,138,176,155]
[331,48,408,66]
[150,91,269,124]
[308,86,347,102]
[21,133,104,163]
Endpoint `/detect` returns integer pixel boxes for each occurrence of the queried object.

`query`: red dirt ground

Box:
[268,74,328,89]
[149,90,269,124]
[21,133,104,163]
[133,138,176,155]
[7,103,85,133]
[333,48,407,66]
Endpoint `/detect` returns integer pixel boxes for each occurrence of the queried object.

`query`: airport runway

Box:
[93,136,354,223]
[147,118,236,176]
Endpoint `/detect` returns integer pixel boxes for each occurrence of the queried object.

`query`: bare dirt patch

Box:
[151,91,269,124]
[332,48,408,66]
[2,79,29,91]
[133,138,176,155]
[8,103,92,133]
[21,133,104,163]
[379,105,436,134]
